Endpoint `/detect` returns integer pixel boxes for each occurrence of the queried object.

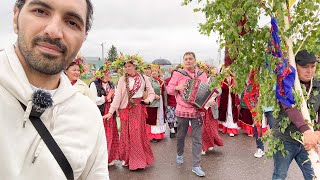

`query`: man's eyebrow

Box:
[28,0,53,10]
[28,0,85,28]
[65,11,85,27]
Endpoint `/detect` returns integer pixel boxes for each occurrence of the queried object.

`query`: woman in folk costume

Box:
[198,63,224,155]
[146,65,166,142]
[218,67,240,137]
[238,70,268,137]
[165,67,180,138]
[144,65,152,77]
[238,89,255,136]
[64,56,90,97]
[89,62,119,166]
[104,54,155,170]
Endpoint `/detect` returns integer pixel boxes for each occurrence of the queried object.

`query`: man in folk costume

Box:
[197,62,224,155]
[272,50,320,180]
[146,64,166,142]
[64,56,91,97]
[89,62,119,166]
[167,52,207,177]
[104,54,155,170]
[0,0,109,179]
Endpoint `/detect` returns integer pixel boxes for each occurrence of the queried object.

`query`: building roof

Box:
[84,57,104,70]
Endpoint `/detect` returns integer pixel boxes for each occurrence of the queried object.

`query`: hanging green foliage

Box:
[182,0,320,157]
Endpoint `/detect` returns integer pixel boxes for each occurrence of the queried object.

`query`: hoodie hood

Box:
[0,45,76,106]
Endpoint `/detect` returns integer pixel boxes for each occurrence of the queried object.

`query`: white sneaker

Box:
[122,160,128,166]
[170,128,175,133]
[201,150,206,155]
[192,166,205,177]
[254,148,265,158]
[229,133,235,137]
[208,147,214,151]
[108,160,116,166]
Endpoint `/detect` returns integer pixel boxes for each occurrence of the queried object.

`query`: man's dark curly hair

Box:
[15,0,93,33]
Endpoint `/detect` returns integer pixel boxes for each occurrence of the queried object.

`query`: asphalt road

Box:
[109,130,303,180]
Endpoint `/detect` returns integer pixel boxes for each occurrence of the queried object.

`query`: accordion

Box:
[182,79,213,108]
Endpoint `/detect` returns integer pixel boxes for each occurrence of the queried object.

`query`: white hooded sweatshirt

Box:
[0,45,109,180]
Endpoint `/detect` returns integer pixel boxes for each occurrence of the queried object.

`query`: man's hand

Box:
[175,83,186,91]
[315,131,320,144]
[303,130,319,152]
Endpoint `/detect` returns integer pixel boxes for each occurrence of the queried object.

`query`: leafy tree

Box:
[107,45,118,62]
[182,0,320,174]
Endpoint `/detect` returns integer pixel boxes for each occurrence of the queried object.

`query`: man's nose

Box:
[43,16,63,39]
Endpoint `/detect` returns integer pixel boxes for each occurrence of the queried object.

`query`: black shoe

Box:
[174,127,178,133]
[170,132,176,138]
[151,139,159,143]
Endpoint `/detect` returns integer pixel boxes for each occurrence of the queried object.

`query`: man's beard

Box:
[17,32,70,75]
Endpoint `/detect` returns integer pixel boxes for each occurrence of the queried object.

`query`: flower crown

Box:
[150,64,161,70]
[73,55,87,76]
[197,61,217,76]
[112,53,143,69]
[94,61,112,79]
[175,64,184,70]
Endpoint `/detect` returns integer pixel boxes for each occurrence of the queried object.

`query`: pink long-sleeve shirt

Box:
[166,69,207,118]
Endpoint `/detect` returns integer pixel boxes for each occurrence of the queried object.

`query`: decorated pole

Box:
[282,3,320,177]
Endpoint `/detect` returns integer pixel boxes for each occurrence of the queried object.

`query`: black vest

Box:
[274,79,320,143]
[90,79,114,115]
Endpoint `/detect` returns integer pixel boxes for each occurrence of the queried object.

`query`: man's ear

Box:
[84,33,88,42]
[13,6,20,34]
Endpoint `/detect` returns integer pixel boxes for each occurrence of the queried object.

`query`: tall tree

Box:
[107,45,118,62]
[183,0,320,175]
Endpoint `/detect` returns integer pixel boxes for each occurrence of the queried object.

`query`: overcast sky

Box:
[0,0,225,65]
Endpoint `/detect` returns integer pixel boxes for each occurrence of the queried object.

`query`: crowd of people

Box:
[64,48,320,180]
[64,50,275,177]
[1,0,320,180]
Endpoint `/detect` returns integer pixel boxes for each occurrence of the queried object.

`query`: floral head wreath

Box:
[73,55,87,76]
[175,64,184,70]
[143,64,151,70]
[94,61,112,79]
[112,53,144,70]
[151,64,160,69]
[197,61,216,76]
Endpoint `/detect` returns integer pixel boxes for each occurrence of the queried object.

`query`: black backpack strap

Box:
[175,69,204,79]
[196,70,204,78]
[174,70,193,79]
[19,102,74,180]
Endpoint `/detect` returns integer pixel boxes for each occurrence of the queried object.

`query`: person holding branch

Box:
[272,50,320,180]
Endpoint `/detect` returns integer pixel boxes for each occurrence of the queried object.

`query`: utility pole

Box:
[101,42,106,61]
